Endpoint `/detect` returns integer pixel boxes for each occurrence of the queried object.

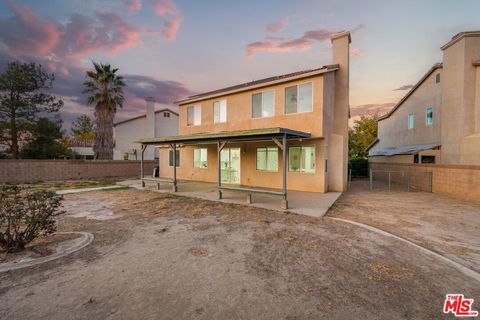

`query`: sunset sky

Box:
[0,0,479,128]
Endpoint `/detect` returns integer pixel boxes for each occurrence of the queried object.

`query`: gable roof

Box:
[114,108,179,126]
[365,138,379,152]
[377,63,443,121]
[176,64,339,105]
[441,30,480,51]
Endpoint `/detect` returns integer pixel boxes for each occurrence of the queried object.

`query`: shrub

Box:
[349,158,369,177]
[0,185,65,253]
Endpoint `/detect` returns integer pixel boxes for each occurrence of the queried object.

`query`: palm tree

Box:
[83,62,125,160]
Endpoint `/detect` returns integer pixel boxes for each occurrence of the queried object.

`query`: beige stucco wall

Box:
[441,35,480,165]
[156,32,350,193]
[158,139,327,192]
[329,33,350,192]
[376,70,442,150]
[178,76,325,138]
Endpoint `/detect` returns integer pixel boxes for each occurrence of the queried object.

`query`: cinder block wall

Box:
[0,160,156,183]
[369,162,480,204]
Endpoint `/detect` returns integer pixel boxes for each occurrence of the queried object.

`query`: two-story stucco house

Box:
[137,31,351,209]
[368,31,480,165]
[113,98,179,160]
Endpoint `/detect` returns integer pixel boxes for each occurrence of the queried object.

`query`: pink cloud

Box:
[0,2,142,59]
[125,0,142,11]
[266,17,289,33]
[351,48,364,57]
[152,0,182,40]
[246,28,334,57]
[246,25,364,57]
[162,18,181,40]
[1,0,61,55]
[153,0,179,16]
[96,12,141,53]
[56,12,141,58]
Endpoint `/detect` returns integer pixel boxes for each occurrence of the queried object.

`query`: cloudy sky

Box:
[0,0,479,129]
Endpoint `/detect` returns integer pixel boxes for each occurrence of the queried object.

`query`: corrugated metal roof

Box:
[369,143,440,157]
[136,127,311,145]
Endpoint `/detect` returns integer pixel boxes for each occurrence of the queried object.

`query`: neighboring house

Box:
[113,98,179,160]
[368,30,480,165]
[137,31,351,208]
[69,139,94,159]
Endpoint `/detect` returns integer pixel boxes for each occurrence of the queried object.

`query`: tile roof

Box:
[114,108,179,126]
[176,64,339,105]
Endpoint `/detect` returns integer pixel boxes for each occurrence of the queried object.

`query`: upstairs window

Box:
[426,107,433,125]
[288,146,315,173]
[252,90,275,118]
[213,100,227,123]
[285,82,313,114]
[408,112,414,129]
[187,105,201,126]
[193,148,208,168]
[256,147,278,171]
[169,150,180,167]
[435,73,441,83]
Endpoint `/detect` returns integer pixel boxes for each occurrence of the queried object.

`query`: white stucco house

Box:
[113,98,179,160]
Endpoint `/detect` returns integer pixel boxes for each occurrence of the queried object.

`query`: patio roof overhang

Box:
[135,127,311,146]
[136,127,312,210]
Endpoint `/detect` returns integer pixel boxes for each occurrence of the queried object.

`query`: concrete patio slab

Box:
[120,179,341,218]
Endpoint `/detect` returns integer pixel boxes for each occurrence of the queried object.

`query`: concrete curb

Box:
[0,232,94,273]
[327,217,480,283]
[56,185,126,195]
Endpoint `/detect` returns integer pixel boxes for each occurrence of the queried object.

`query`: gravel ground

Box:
[328,179,480,272]
[1,187,478,319]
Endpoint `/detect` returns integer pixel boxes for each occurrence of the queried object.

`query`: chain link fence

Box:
[368,168,433,192]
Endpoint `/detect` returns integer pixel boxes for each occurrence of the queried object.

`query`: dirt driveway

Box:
[328,180,480,273]
[1,188,479,319]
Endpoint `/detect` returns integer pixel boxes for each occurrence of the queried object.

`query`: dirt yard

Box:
[328,179,480,273]
[1,187,479,319]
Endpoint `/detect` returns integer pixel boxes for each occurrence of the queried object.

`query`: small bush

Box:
[349,158,369,177]
[0,185,65,253]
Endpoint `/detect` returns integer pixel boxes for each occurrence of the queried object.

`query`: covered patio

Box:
[120,179,341,218]
[137,127,315,210]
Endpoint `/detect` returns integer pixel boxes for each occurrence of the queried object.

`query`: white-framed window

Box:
[213,100,227,123]
[256,147,278,171]
[193,148,208,168]
[169,150,180,167]
[426,107,433,125]
[408,112,414,129]
[288,146,315,173]
[187,105,201,126]
[252,90,275,118]
[285,82,313,114]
